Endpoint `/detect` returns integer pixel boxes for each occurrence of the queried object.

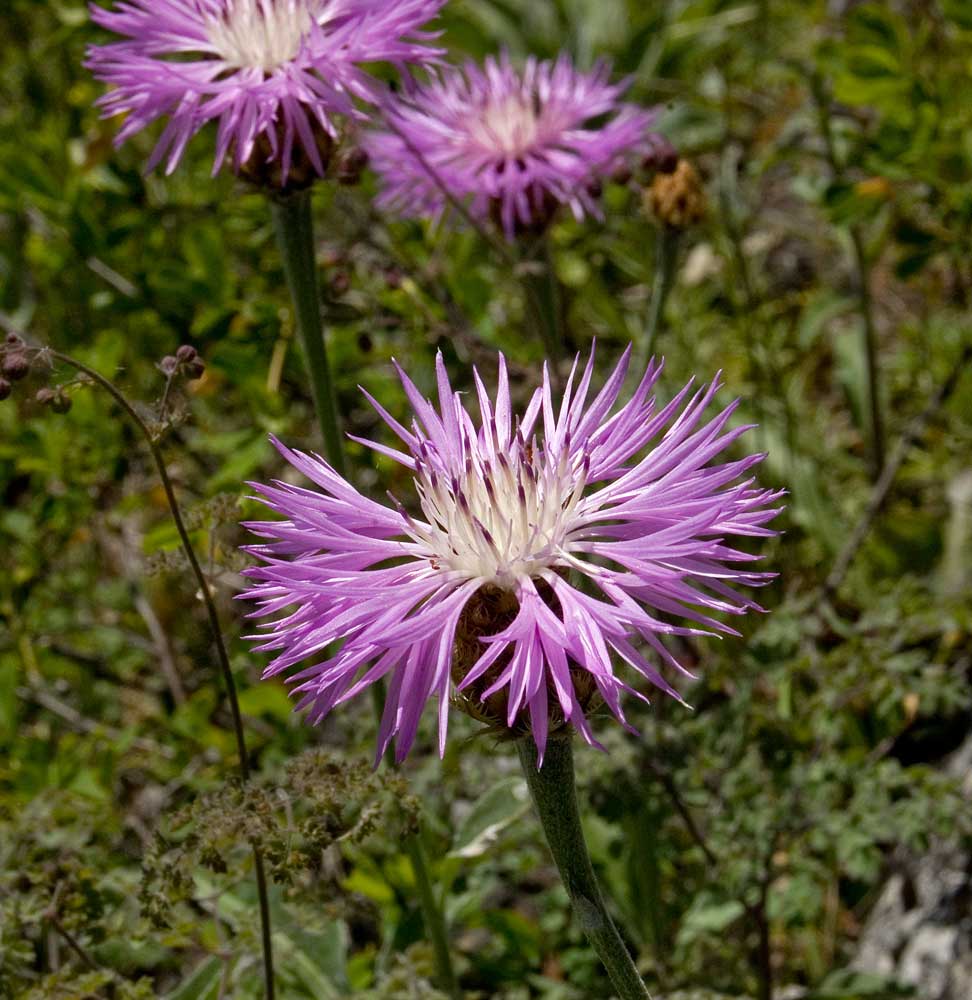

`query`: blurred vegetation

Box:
[2,1,972,999]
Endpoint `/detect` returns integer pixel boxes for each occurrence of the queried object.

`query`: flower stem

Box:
[849,225,885,480]
[520,239,563,363]
[270,189,347,476]
[517,737,653,1000]
[47,349,276,1000]
[641,226,680,365]
[378,731,460,997]
[404,833,462,1000]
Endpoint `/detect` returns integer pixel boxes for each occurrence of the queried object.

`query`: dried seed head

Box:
[646,159,707,230]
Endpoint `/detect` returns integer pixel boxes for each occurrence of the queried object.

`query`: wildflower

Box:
[367,52,662,237]
[242,348,782,764]
[86,0,446,183]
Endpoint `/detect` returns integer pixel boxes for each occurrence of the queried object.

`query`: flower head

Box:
[366,52,662,237]
[86,0,446,184]
[242,348,782,765]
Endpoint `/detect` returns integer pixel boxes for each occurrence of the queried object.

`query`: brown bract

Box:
[451,579,601,738]
[239,123,335,192]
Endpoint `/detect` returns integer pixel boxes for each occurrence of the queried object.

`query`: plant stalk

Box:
[520,239,564,363]
[270,189,347,476]
[48,349,276,1000]
[269,191,453,995]
[404,834,462,1000]
[810,73,885,480]
[378,729,460,998]
[850,225,885,479]
[642,226,680,364]
[517,737,653,1000]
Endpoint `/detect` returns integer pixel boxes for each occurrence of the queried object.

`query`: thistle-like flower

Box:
[242,348,782,765]
[366,52,663,237]
[86,0,445,183]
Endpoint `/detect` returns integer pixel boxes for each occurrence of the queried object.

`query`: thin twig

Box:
[15,684,176,759]
[135,594,187,705]
[17,339,276,999]
[49,915,100,972]
[641,757,717,867]
[810,73,885,478]
[822,344,972,598]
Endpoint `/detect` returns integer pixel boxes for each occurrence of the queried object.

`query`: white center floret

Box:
[208,0,317,72]
[405,433,589,589]
[473,96,541,158]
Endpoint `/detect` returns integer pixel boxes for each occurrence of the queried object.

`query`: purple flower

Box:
[366,52,662,237]
[86,0,446,182]
[242,348,782,765]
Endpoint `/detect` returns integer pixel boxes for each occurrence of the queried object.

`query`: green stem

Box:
[517,737,653,1000]
[641,226,680,365]
[520,240,563,363]
[404,834,462,1000]
[377,724,460,997]
[810,74,885,481]
[270,191,454,995]
[270,190,346,476]
[850,225,885,480]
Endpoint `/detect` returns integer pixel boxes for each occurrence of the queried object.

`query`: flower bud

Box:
[186,359,206,380]
[0,378,12,401]
[36,388,56,406]
[611,165,633,186]
[645,159,707,230]
[176,344,198,363]
[2,352,30,381]
[5,332,23,347]
[336,148,369,186]
[50,391,73,415]
[159,355,179,376]
[641,135,679,176]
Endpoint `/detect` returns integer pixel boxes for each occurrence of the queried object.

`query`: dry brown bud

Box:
[646,159,707,230]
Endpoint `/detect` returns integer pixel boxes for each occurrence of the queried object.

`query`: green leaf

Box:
[449,777,530,859]
[678,899,746,939]
[164,956,224,1000]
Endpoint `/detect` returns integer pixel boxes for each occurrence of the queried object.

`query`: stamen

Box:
[208,0,317,73]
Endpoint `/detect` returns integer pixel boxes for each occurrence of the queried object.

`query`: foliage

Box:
[2,1,972,999]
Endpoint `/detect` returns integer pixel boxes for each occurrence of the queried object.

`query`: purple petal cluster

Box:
[366,52,659,237]
[86,0,445,180]
[242,349,782,765]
